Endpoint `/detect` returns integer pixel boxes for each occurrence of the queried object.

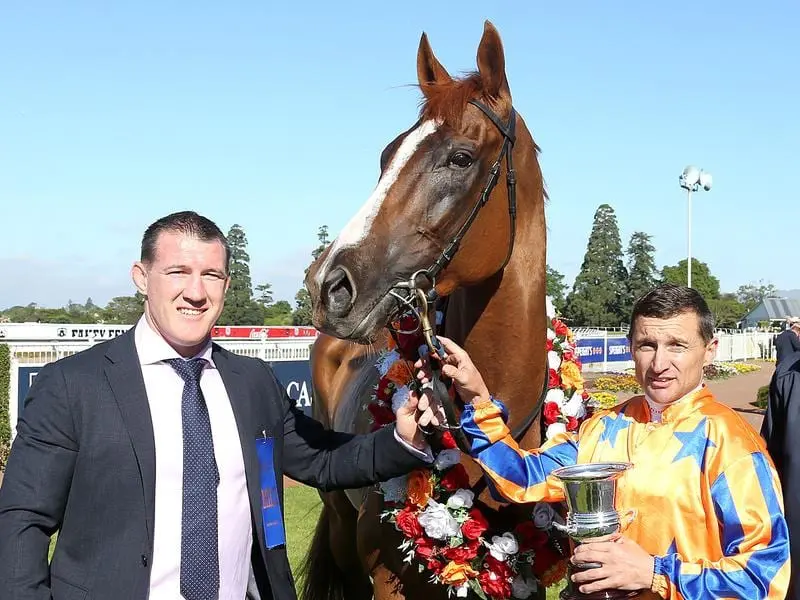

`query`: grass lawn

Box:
[48,484,563,599]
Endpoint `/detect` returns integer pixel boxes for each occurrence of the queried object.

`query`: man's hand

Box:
[413,336,491,406]
[394,388,443,450]
[571,536,654,594]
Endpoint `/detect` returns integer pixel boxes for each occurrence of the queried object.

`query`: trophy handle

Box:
[618,508,637,533]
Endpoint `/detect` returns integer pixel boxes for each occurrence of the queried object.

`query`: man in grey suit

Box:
[0,211,434,600]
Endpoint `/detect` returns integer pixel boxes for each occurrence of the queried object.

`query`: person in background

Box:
[774,317,800,365]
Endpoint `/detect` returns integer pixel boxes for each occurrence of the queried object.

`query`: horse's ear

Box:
[417,32,452,96]
[476,20,510,100]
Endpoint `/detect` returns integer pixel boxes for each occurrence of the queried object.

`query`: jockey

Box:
[413,283,790,600]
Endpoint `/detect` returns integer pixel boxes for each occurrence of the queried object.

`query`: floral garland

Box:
[366,298,593,599]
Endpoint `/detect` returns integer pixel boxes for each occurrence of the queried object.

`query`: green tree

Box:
[545,265,568,314]
[707,293,747,329]
[736,280,778,312]
[312,225,331,262]
[218,224,265,325]
[264,300,293,325]
[661,258,720,301]
[292,288,313,326]
[625,232,659,311]
[254,283,274,308]
[102,293,145,324]
[564,204,629,327]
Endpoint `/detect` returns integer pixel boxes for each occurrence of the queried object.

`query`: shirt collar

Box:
[644,382,712,423]
[133,314,214,368]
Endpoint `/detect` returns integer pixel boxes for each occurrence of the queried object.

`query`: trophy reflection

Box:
[551,462,638,600]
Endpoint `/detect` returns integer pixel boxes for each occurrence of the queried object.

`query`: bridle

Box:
[386,99,548,453]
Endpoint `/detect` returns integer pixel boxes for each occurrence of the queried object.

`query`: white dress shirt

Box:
[135,316,252,599]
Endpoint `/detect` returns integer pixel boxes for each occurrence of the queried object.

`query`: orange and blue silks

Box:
[460,386,790,599]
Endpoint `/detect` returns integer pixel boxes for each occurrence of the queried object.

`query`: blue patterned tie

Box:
[165,357,220,600]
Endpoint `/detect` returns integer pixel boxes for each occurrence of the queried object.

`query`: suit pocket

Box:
[51,573,89,600]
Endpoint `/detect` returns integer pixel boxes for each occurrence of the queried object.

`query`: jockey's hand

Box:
[413,336,491,406]
[570,536,654,594]
[395,388,442,450]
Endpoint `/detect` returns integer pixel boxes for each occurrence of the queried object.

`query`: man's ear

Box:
[704,337,719,366]
[132,262,148,295]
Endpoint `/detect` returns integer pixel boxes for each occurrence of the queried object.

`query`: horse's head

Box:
[306,21,544,342]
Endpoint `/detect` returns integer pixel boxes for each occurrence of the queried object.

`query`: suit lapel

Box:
[104,329,157,545]
[213,345,267,555]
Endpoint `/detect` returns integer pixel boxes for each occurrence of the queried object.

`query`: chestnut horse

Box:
[301,21,549,600]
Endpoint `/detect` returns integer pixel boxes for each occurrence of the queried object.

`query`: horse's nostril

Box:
[323,266,356,316]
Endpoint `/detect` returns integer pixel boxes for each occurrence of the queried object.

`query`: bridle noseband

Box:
[386,99,548,454]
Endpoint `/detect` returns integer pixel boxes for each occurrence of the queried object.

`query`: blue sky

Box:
[1,1,797,311]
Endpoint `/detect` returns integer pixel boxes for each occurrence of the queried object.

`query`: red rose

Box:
[548,369,561,388]
[546,338,554,352]
[426,558,444,574]
[566,416,579,431]
[483,555,513,580]
[562,349,574,362]
[554,320,569,337]
[478,569,512,599]
[395,507,423,539]
[440,431,458,449]
[543,401,561,425]
[461,509,489,540]
[440,463,470,491]
[514,521,548,552]
[415,537,436,559]
[581,390,590,400]
[368,402,395,426]
[443,539,480,562]
[375,380,394,401]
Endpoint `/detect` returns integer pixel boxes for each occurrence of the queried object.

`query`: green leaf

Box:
[468,578,489,600]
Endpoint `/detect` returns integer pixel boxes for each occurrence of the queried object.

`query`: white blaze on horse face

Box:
[315,119,441,287]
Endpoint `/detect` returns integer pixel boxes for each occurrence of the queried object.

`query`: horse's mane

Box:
[418,71,488,127]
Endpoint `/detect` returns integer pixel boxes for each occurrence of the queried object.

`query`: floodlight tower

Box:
[678,166,712,288]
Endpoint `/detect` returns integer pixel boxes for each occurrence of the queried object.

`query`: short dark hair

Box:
[140,211,230,270]
[628,283,715,343]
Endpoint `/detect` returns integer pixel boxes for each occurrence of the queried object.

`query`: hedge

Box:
[0,343,10,472]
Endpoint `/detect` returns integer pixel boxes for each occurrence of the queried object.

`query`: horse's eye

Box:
[448,151,473,169]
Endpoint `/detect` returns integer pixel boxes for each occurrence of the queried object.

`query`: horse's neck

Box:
[443,259,546,446]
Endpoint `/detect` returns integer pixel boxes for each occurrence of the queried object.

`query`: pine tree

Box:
[564,204,629,327]
[218,224,264,325]
[625,232,658,311]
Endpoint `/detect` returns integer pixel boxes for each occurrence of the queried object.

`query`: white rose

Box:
[561,392,587,419]
[546,328,556,341]
[486,532,519,561]
[446,489,475,510]
[546,422,567,440]
[417,500,460,540]
[455,583,470,598]
[391,385,410,414]
[545,296,556,319]
[380,475,408,503]
[547,351,562,371]
[434,448,462,471]
[532,502,555,529]
[511,574,538,599]
[545,388,566,408]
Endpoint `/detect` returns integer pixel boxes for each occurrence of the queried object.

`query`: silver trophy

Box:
[551,462,638,600]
